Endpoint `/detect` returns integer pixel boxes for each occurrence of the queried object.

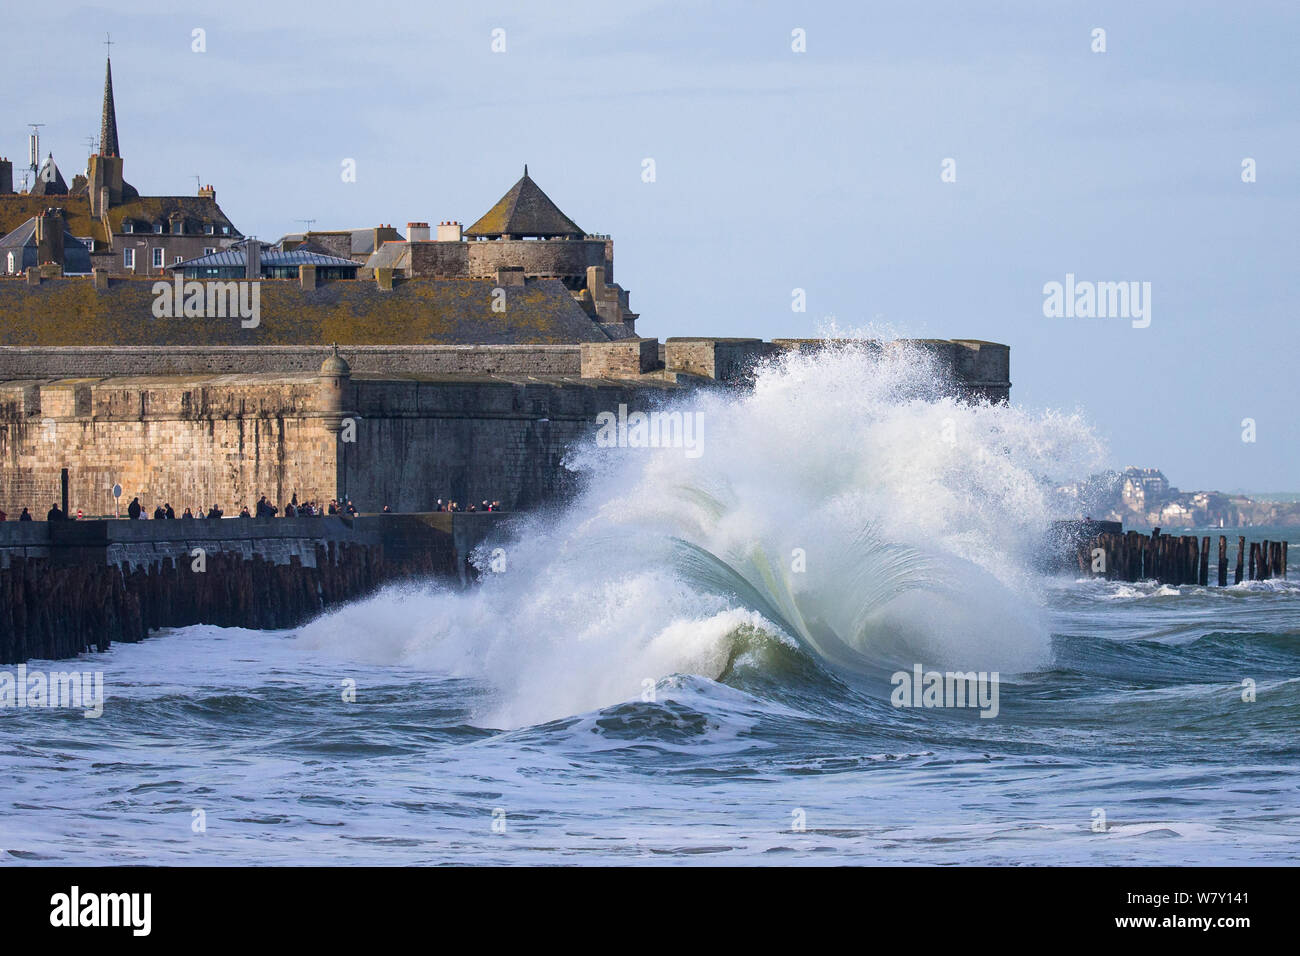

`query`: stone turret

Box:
[318,347,351,432]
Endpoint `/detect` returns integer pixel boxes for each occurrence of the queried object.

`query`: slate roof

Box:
[101,57,120,158]
[0,194,240,245]
[0,276,632,346]
[364,242,411,271]
[0,218,93,274]
[29,155,68,196]
[108,196,240,238]
[168,247,358,270]
[465,168,585,239]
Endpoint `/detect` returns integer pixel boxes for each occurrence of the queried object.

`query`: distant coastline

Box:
[1056,467,1300,529]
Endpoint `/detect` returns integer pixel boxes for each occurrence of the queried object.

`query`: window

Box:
[204,224,214,235]
[221,226,230,235]
[6,252,14,274]
[123,221,134,234]
[152,248,164,269]
[203,247,215,256]
[174,255,184,264]
[153,223,163,234]
[123,248,135,269]
[171,220,183,235]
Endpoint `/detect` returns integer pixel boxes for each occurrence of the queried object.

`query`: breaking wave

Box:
[298,337,1105,727]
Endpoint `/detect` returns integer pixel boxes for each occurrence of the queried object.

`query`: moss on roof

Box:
[0,196,98,239]
[0,194,239,245]
[465,171,584,239]
[0,275,620,346]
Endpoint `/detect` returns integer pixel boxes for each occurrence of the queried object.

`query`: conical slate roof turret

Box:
[464,166,584,239]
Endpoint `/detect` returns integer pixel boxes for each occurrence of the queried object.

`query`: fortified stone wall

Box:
[465,239,610,280]
[0,372,686,517]
[0,337,1011,520]
[0,376,335,518]
[0,345,584,379]
[340,376,682,512]
[406,241,470,277]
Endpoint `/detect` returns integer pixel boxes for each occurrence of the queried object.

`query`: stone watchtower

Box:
[318,347,351,433]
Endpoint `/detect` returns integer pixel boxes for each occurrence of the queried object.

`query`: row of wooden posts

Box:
[1079,529,1289,586]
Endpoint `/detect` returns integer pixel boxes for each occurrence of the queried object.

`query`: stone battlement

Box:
[0,338,1011,398]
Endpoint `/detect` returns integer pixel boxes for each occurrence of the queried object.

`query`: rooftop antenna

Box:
[26,123,44,175]
[296,219,316,234]
[193,174,202,192]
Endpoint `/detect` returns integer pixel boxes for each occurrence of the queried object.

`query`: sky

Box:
[2,0,1297,491]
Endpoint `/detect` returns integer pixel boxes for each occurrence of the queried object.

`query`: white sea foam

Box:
[297,336,1105,727]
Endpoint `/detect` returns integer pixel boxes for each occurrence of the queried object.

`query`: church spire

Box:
[100,56,119,157]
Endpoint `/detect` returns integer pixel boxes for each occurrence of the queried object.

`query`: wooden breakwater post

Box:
[1075,527,1290,587]
[0,512,512,665]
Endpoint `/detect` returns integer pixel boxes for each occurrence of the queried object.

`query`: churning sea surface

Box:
[2,344,1297,865]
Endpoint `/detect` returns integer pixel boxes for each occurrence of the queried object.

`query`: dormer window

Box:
[221,225,230,235]
[171,220,183,235]
[204,224,215,235]
[123,221,134,234]
[153,223,163,234]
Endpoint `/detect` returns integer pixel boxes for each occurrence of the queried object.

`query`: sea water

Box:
[2,342,1296,864]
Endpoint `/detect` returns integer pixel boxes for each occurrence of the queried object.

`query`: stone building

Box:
[1119,466,1170,513]
[364,167,638,335]
[0,58,243,276]
[279,226,404,265]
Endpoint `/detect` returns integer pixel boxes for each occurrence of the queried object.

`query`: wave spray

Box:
[298,339,1104,727]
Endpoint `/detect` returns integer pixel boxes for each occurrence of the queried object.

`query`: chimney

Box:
[299,263,317,290]
[437,221,463,242]
[198,183,216,200]
[245,240,261,279]
[0,158,11,195]
[495,265,525,287]
[406,221,430,242]
[373,224,401,252]
[35,208,65,267]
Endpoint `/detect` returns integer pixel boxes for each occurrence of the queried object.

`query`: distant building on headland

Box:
[0,46,1011,518]
[1060,466,1300,528]
[1119,467,1170,513]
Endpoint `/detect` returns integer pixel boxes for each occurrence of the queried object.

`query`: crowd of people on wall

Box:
[1,495,506,521]
[434,499,502,513]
